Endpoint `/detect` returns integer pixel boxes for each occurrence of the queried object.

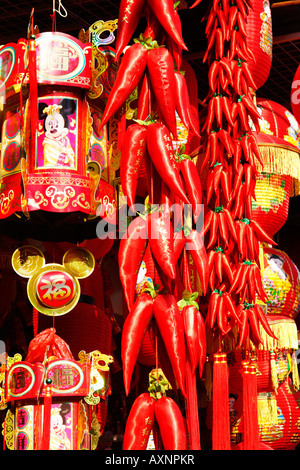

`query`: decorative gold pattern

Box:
[63,247,95,279]
[12,245,45,278]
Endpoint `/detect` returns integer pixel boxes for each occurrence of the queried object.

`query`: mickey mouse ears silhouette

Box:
[12,245,95,316]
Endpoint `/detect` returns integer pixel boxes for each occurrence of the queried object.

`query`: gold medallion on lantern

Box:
[62,247,95,279]
[12,245,95,316]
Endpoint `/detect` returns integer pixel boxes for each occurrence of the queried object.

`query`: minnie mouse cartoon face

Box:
[38,98,76,168]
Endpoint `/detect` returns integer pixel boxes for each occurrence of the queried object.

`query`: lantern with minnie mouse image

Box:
[0,18,118,227]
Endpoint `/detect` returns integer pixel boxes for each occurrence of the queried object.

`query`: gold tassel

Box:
[291,352,300,391]
[270,351,279,393]
[257,393,278,426]
[257,145,300,196]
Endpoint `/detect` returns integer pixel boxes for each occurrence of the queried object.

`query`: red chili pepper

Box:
[120,124,148,209]
[137,72,151,121]
[220,57,233,85]
[245,222,259,262]
[119,215,148,311]
[233,61,243,95]
[201,131,223,170]
[248,132,264,166]
[241,95,261,121]
[235,0,247,16]
[190,0,204,8]
[174,71,200,137]
[208,61,220,93]
[229,29,237,61]
[229,261,249,295]
[185,229,209,295]
[236,11,247,37]
[205,9,217,36]
[166,8,184,71]
[254,304,277,340]
[215,28,224,59]
[196,310,207,377]
[218,66,230,93]
[203,18,218,63]
[239,36,256,62]
[248,306,263,347]
[216,292,227,333]
[115,0,146,60]
[237,100,251,130]
[206,289,221,330]
[250,219,276,245]
[173,229,186,263]
[180,157,203,223]
[206,163,223,204]
[236,304,249,348]
[217,128,234,154]
[147,47,177,137]
[146,122,189,204]
[155,396,187,450]
[216,8,229,41]
[148,210,176,280]
[146,0,188,51]
[178,246,193,293]
[251,263,269,303]
[221,95,235,128]
[122,293,154,395]
[153,294,186,396]
[223,207,237,241]
[123,393,156,450]
[241,60,257,90]
[182,304,200,372]
[206,211,218,249]
[223,292,241,325]
[233,138,242,173]
[228,5,238,31]
[100,42,148,128]
[219,210,230,247]
[236,219,247,259]
[144,6,163,41]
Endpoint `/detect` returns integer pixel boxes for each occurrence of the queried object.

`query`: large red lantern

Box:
[251,98,300,236]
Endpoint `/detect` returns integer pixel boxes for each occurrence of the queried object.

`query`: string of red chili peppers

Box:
[198,0,277,348]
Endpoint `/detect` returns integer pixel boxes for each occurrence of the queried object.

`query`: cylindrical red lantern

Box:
[260,245,300,320]
[245,0,273,90]
[251,98,300,236]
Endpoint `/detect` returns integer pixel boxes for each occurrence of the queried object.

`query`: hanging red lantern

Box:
[250,98,300,236]
[245,0,273,90]
[260,245,300,320]
[266,380,300,450]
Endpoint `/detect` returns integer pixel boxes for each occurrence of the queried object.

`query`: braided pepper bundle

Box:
[196,0,277,347]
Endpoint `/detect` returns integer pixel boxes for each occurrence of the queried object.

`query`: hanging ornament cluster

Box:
[100,0,210,450]
[200,0,276,354]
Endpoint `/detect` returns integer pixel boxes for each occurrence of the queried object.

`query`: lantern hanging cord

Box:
[51,0,68,31]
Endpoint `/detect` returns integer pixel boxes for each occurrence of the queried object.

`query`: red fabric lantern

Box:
[267,380,300,450]
[260,245,300,320]
[245,0,272,90]
[252,173,292,238]
[291,64,300,125]
[250,98,300,235]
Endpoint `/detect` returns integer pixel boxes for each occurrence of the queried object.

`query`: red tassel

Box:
[212,353,231,450]
[28,34,38,162]
[41,379,52,450]
[242,361,259,450]
[185,358,201,450]
[32,307,39,337]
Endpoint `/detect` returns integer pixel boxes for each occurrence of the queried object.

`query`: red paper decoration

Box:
[245,0,273,90]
